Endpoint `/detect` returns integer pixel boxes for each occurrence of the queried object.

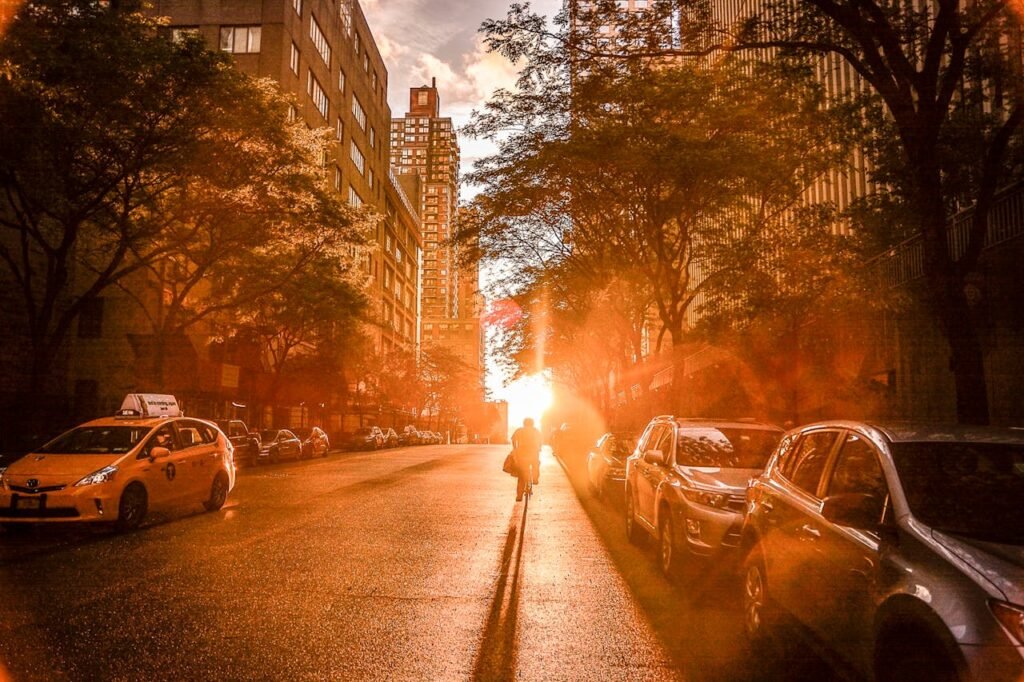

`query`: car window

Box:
[281,430,295,440]
[675,427,781,469]
[784,431,839,497]
[140,424,179,458]
[187,420,218,445]
[38,425,150,455]
[828,434,887,501]
[229,422,246,438]
[636,424,656,455]
[648,425,673,463]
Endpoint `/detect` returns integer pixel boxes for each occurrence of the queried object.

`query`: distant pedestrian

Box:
[511,417,542,501]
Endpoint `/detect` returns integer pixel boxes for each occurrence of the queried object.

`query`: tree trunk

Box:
[916,172,990,425]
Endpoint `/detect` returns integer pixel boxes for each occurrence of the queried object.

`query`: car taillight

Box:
[990,600,1024,645]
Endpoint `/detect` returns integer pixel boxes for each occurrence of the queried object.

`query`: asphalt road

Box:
[0,445,839,681]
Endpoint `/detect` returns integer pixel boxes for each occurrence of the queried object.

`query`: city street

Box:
[0,445,837,681]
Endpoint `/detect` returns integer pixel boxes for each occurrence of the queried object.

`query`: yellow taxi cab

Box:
[0,394,235,532]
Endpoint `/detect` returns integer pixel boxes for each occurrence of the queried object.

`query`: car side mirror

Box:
[821,493,883,531]
[150,446,171,461]
[643,449,665,465]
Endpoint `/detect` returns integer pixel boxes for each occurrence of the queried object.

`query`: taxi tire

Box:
[115,483,148,532]
[204,472,229,512]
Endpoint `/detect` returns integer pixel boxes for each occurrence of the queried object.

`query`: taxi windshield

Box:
[676,427,781,469]
[36,426,150,455]
[892,442,1024,545]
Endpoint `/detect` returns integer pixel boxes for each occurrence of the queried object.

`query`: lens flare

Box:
[500,374,553,437]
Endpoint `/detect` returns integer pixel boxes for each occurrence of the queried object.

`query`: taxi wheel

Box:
[115,483,148,532]
[204,472,229,512]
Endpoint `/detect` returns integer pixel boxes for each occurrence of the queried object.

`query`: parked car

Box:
[295,426,329,459]
[340,427,385,451]
[624,416,783,579]
[742,421,1024,682]
[0,394,234,532]
[587,431,638,499]
[382,428,399,448]
[399,428,421,447]
[214,419,262,467]
[258,429,302,463]
[430,431,443,445]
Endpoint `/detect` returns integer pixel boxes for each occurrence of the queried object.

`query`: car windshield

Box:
[36,426,151,455]
[675,427,781,469]
[259,430,278,442]
[609,435,637,457]
[892,442,1024,545]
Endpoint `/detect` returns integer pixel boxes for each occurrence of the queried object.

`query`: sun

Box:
[499,374,554,437]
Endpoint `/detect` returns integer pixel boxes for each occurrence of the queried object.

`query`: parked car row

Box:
[338,426,445,451]
[214,419,331,466]
[582,414,1024,682]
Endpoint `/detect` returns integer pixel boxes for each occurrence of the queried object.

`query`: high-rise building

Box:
[154,0,422,354]
[391,81,485,404]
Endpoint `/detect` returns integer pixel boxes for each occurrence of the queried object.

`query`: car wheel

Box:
[659,510,683,580]
[875,626,961,682]
[742,546,778,650]
[625,488,644,545]
[115,483,148,532]
[203,472,230,512]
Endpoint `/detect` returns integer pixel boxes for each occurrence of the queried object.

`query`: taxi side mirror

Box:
[150,446,171,461]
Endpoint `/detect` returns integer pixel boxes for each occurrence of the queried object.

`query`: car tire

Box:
[659,510,684,580]
[115,483,148,532]
[742,546,778,651]
[625,487,644,545]
[874,626,961,682]
[203,472,230,512]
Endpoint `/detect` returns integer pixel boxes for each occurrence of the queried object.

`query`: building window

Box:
[292,0,301,16]
[367,167,374,190]
[334,166,342,190]
[287,104,298,122]
[290,42,300,75]
[309,15,330,65]
[220,26,261,54]
[417,91,428,106]
[170,27,200,43]
[369,126,376,149]
[348,187,362,207]
[78,297,104,338]
[307,71,329,119]
[363,52,369,73]
[371,71,378,91]
[336,117,344,141]
[340,0,352,34]
[354,31,361,56]
[339,68,346,92]
[351,96,366,130]
[350,142,364,174]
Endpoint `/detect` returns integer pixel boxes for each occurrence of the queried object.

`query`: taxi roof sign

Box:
[118,394,181,419]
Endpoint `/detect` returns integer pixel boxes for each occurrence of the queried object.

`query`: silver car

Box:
[742,421,1024,681]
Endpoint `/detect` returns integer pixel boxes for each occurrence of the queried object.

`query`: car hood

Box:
[931,529,1024,604]
[4,453,122,482]
[676,466,760,493]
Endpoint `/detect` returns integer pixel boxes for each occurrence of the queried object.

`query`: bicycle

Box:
[524,464,534,500]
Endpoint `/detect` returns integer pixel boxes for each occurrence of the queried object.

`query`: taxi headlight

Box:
[75,464,118,487]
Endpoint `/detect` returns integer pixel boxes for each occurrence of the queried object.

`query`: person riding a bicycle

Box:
[511,417,542,501]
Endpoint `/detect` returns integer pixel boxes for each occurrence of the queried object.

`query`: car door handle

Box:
[797,524,821,540]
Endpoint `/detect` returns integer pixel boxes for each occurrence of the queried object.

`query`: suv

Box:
[624,416,782,579]
[214,419,262,467]
[742,421,1024,681]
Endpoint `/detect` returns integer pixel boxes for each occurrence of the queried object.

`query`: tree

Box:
[464,4,851,409]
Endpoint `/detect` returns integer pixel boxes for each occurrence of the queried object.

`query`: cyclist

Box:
[511,417,542,501]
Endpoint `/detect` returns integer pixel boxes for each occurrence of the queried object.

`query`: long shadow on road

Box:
[471,495,529,682]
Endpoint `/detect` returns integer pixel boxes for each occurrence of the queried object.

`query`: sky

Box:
[362,0,561,196]
[363,0,561,401]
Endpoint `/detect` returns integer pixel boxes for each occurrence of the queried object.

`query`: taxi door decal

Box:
[164,462,177,482]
